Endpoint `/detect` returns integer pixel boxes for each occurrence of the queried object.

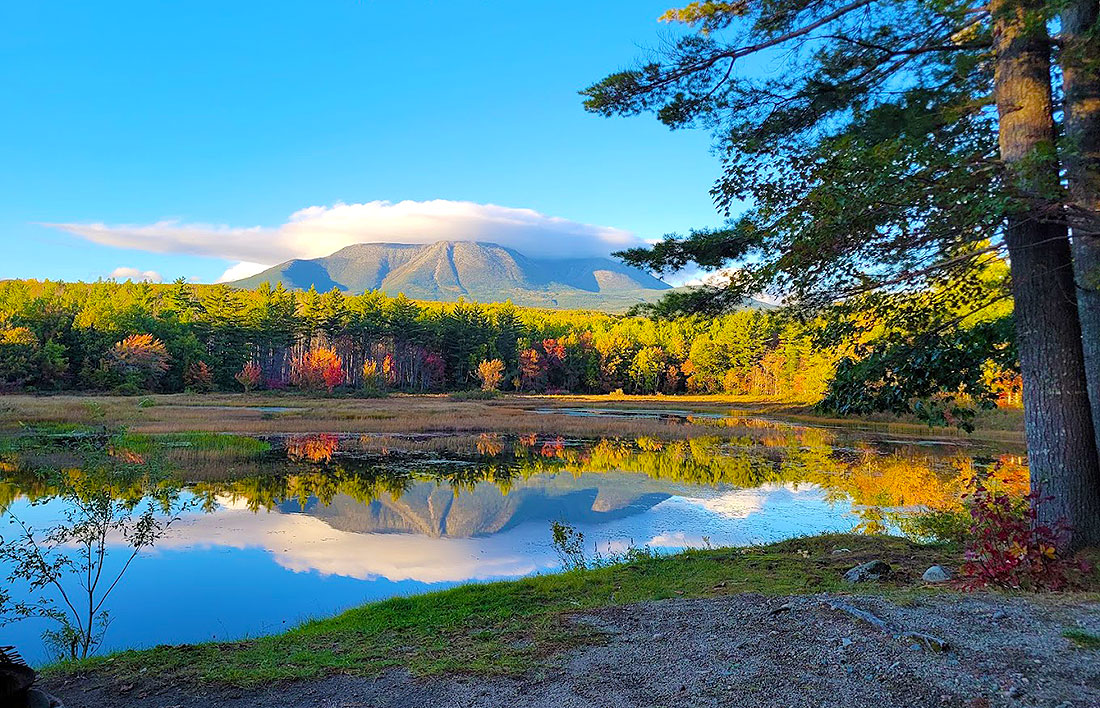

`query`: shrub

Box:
[290,348,344,393]
[896,507,971,545]
[361,359,385,394]
[235,362,263,392]
[961,473,1089,591]
[184,361,214,392]
[449,389,498,401]
[0,327,39,389]
[550,520,587,571]
[104,334,171,392]
[476,359,505,391]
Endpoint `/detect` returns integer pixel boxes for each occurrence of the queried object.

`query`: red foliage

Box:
[285,433,339,462]
[519,348,544,390]
[290,347,344,393]
[540,436,565,458]
[235,362,263,392]
[424,352,445,389]
[961,473,1090,591]
[542,338,566,363]
[374,345,444,391]
[184,360,214,392]
[106,333,171,388]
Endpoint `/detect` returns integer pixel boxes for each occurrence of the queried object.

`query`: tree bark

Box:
[1061,0,1100,463]
[992,0,1100,547]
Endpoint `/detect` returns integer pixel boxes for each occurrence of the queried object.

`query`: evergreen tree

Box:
[582,0,1100,546]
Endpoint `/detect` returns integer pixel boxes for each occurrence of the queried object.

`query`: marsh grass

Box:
[0,393,1024,445]
[45,534,955,685]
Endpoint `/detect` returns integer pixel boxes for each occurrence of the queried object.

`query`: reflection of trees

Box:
[285,434,339,463]
[0,450,189,660]
[2,432,1030,530]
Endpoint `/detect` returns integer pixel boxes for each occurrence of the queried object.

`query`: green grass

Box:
[45,534,953,686]
[1063,628,1100,649]
[114,432,272,455]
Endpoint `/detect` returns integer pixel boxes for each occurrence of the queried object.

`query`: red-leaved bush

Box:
[961,473,1089,591]
[235,362,263,392]
[290,347,344,393]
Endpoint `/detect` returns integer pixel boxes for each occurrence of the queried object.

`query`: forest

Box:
[0,275,1018,423]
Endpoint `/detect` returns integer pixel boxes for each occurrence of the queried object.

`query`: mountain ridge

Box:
[231,240,674,311]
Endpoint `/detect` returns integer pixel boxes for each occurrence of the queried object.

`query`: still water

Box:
[0,416,1025,665]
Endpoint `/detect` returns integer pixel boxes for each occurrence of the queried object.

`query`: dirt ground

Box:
[42,591,1099,708]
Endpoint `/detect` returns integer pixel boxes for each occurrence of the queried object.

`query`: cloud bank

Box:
[109,267,163,283]
[48,200,645,283]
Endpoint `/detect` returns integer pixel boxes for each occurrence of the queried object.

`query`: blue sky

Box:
[0,1,728,284]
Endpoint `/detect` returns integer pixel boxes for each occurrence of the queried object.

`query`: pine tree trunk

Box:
[1062,0,1100,463]
[992,0,1100,548]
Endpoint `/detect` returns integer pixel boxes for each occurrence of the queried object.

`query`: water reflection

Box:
[0,423,1026,664]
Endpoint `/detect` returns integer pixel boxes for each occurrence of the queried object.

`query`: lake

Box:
[0,414,1026,665]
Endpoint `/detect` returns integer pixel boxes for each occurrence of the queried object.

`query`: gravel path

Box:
[43,592,1100,708]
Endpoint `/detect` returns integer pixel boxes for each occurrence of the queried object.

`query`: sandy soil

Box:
[42,591,1099,708]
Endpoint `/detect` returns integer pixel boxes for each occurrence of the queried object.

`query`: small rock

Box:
[831,548,851,555]
[922,565,952,583]
[843,560,891,583]
[841,637,853,647]
[652,633,665,641]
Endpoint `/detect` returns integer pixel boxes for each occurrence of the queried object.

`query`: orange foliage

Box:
[290,347,344,393]
[476,359,505,391]
[286,433,339,463]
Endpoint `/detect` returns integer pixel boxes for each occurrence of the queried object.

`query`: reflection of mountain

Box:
[154,482,842,584]
[280,475,674,537]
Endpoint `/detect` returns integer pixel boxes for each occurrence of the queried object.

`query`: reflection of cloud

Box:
[686,483,817,519]
[145,482,855,584]
[161,501,554,583]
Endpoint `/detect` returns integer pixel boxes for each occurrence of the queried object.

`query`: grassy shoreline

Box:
[0,392,1025,445]
[44,534,960,686]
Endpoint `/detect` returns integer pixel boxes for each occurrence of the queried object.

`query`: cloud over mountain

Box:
[47,200,645,282]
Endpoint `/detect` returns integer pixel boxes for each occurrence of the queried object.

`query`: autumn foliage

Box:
[0,280,1017,408]
[105,334,171,390]
[361,359,385,393]
[184,361,214,392]
[960,473,1089,591]
[290,347,344,393]
[235,362,263,392]
[285,433,339,463]
[476,359,505,391]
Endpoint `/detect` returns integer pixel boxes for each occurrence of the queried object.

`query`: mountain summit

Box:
[231,240,672,310]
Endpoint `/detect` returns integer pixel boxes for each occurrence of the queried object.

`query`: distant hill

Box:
[231,240,675,311]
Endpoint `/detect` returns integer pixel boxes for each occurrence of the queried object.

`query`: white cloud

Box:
[216,261,268,283]
[48,200,647,282]
[109,267,162,283]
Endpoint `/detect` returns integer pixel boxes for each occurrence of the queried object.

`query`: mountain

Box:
[231,240,673,311]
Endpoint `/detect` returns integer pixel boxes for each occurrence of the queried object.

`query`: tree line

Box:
[0,277,1016,408]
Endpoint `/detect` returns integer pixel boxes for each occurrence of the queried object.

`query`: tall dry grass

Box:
[0,392,1024,444]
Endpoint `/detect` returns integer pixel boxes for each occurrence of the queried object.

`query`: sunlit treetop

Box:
[582,0,1021,318]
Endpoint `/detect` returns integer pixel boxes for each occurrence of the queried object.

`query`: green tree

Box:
[583,0,1100,546]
